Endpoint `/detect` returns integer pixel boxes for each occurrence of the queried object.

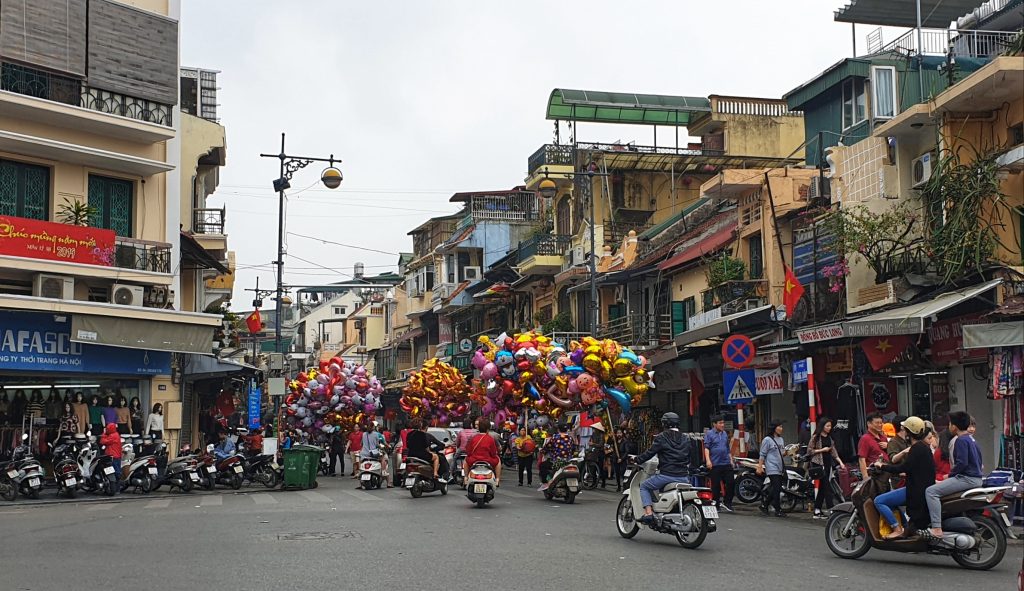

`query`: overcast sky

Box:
[179,0,901,307]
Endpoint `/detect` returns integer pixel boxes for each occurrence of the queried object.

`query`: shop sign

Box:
[826,347,853,373]
[688,307,722,331]
[928,313,987,365]
[0,215,115,266]
[796,323,845,344]
[0,310,170,375]
[247,382,261,430]
[792,359,808,384]
[438,316,452,346]
[845,317,924,337]
[755,367,784,395]
[750,352,779,368]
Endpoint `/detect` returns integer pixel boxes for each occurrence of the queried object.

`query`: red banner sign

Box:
[928,313,987,365]
[0,215,115,266]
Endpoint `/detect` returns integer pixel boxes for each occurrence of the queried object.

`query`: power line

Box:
[287,232,400,256]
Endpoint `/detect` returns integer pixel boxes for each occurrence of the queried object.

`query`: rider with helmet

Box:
[634,412,692,524]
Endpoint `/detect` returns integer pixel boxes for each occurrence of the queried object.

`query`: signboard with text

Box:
[0,215,115,266]
[755,367,784,395]
[796,323,845,344]
[792,359,808,384]
[247,382,262,430]
[928,313,987,365]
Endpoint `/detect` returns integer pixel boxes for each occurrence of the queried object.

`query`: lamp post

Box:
[538,161,604,334]
[260,132,343,355]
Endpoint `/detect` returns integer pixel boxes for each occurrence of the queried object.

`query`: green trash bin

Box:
[283,445,322,490]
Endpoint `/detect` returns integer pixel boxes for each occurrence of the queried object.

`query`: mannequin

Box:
[0,392,8,425]
[45,389,62,422]
[10,390,26,425]
[25,390,44,420]
[71,392,89,434]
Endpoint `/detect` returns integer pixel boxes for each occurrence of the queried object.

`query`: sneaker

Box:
[774,511,788,518]
[720,504,734,513]
[759,505,769,515]
[813,510,823,519]
[638,514,656,525]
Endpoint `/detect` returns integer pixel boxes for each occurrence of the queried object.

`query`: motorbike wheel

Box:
[615,496,640,539]
[581,463,599,490]
[27,486,39,500]
[543,489,554,501]
[230,474,243,490]
[1,481,16,502]
[824,511,871,559]
[180,476,194,493]
[203,476,216,491]
[410,482,423,498]
[259,466,279,489]
[564,492,577,504]
[105,476,117,497]
[779,492,798,513]
[501,454,515,469]
[139,476,153,494]
[674,503,708,549]
[66,485,77,499]
[951,515,1007,571]
[734,475,762,504]
[476,498,487,509]
[439,480,448,496]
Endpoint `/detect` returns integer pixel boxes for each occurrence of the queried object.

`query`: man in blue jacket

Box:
[924,411,983,538]
[635,412,692,523]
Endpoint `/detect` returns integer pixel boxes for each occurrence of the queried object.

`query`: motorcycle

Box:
[152,443,200,493]
[404,456,449,498]
[762,448,847,513]
[733,456,762,504]
[540,457,581,504]
[7,434,44,500]
[196,445,219,490]
[465,461,497,508]
[580,448,604,491]
[87,440,119,497]
[213,453,244,490]
[825,467,1011,570]
[50,437,83,498]
[451,450,467,488]
[615,456,718,549]
[242,450,281,489]
[119,436,157,494]
[359,453,386,490]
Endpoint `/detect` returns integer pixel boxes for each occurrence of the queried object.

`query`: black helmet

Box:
[661,412,680,429]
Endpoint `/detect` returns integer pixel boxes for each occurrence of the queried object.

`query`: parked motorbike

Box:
[152,443,200,493]
[404,456,449,497]
[465,461,497,508]
[825,467,1010,570]
[196,445,219,490]
[761,447,847,512]
[242,451,281,489]
[119,436,157,494]
[540,457,581,504]
[7,434,45,500]
[359,454,386,490]
[733,456,762,504]
[213,453,244,490]
[615,456,718,549]
[87,440,119,497]
[50,437,83,498]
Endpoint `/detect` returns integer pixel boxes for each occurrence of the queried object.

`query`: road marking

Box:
[297,490,333,503]
[200,495,223,507]
[251,493,278,505]
[338,488,380,502]
[87,503,114,511]
[145,498,172,509]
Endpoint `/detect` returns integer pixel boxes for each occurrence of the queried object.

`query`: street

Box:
[1,477,1016,590]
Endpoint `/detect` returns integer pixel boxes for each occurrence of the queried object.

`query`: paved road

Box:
[1,477,1018,591]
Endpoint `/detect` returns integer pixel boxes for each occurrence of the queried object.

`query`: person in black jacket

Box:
[634,413,692,523]
[872,416,935,539]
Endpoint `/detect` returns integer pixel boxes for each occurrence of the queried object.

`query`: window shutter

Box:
[671,301,686,336]
[0,0,86,76]
[86,0,178,105]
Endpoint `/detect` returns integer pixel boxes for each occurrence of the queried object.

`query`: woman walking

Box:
[514,428,536,486]
[808,416,842,518]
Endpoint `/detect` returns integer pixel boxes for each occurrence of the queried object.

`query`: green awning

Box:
[639,198,709,240]
[834,0,982,28]
[546,89,710,126]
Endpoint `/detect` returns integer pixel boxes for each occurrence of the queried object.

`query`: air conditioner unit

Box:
[808,176,831,199]
[745,298,764,311]
[110,283,144,306]
[463,266,481,281]
[33,274,74,300]
[911,153,933,188]
[144,286,169,307]
[572,246,586,266]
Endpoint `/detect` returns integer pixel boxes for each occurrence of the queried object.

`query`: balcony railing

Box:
[700,280,768,312]
[877,28,1017,58]
[597,314,672,350]
[549,332,590,345]
[516,234,573,260]
[467,192,541,222]
[528,144,576,176]
[1,62,173,126]
[114,237,171,273]
[193,207,225,235]
[604,220,652,248]
[712,96,801,117]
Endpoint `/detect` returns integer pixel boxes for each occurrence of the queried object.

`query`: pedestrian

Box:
[328,428,346,476]
[145,403,164,439]
[514,427,535,486]
[808,416,842,519]
[346,427,362,477]
[612,427,634,491]
[87,395,104,435]
[925,412,984,539]
[703,413,735,512]
[57,401,79,439]
[99,422,122,491]
[757,419,788,517]
[588,423,608,488]
[128,397,143,436]
[858,412,891,493]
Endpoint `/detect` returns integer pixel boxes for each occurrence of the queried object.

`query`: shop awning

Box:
[71,314,216,354]
[834,0,981,27]
[674,305,775,347]
[658,226,736,272]
[546,89,710,126]
[184,354,258,378]
[962,322,1024,349]
[843,279,1001,337]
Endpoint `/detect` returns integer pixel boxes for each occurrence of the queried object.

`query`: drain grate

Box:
[277,531,362,541]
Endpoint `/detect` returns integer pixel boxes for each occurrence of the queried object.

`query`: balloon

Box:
[604,386,631,414]
[472,350,487,370]
[316,374,329,385]
[481,362,498,381]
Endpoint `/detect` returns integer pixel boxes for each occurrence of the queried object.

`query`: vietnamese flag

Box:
[861,335,912,371]
[246,309,263,334]
[688,369,704,417]
[783,265,805,318]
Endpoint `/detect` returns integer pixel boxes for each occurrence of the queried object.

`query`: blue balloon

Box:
[524,383,541,400]
[562,365,585,375]
[603,386,631,414]
[618,350,640,365]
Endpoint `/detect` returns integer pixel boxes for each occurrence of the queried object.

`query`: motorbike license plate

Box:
[405,478,416,488]
[702,505,719,519]
[207,468,217,476]
[148,467,158,475]
[233,466,243,473]
[28,477,39,488]
[400,463,406,471]
[103,466,115,475]
[189,472,200,481]
[361,473,371,481]
[473,483,488,494]
[271,462,279,470]
[566,478,579,488]
[6,470,16,479]
[623,469,632,480]
[65,478,76,486]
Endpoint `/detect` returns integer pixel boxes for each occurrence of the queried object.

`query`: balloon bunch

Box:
[399,358,471,424]
[469,331,653,421]
[283,356,384,436]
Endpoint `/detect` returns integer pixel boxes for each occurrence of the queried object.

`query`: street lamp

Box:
[539,161,604,335]
[260,132,344,356]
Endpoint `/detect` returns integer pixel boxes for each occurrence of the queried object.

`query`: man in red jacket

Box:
[100,423,123,478]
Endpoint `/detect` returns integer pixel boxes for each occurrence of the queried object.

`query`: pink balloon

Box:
[481,362,498,381]
[472,350,487,370]
[567,378,580,395]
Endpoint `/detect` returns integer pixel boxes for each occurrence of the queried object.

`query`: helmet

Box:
[660,412,680,429]
[901,416,927,436]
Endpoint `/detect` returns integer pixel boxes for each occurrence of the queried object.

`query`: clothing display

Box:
[44,393,62,421]
[71,402,89,434]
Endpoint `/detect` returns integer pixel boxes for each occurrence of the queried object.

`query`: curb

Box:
[2,485,280,508]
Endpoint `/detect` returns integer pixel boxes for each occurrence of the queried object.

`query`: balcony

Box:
[193,208,225,234]
[515,234,573,276]
[0,62,175,144]
[114,237,171,274]
[875,28,1017,59]
[604,220,652,249]
[465,191,541,223]
[701,280,769,313]
[528,144,575,176]
[597,313,672,351]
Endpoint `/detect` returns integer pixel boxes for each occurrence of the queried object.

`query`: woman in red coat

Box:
[464,417,502,485]
[99,422,123,477]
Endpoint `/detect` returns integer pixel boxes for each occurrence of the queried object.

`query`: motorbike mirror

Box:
[206,444,215,453]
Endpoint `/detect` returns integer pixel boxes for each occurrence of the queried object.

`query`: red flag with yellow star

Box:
[245,309,263,334]
[782,265,805,318]
[861,335,912,371]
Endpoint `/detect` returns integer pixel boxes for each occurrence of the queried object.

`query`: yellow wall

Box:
[179,113,227,231]
[669,266,713,311]
[721,114,806,159]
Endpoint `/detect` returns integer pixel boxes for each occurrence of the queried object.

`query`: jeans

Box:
[640,473,691,507]
[517,455,534,485]
[614,462,629,490]
[328,450,344,474]
[709,465,735,507]
[814,463,835,511]
[762,474,784,512]
[539,460,552,484]
[925,474,983,528]
[873,487,907,527]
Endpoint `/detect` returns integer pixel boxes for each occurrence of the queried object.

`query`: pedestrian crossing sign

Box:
[723,369,756,405]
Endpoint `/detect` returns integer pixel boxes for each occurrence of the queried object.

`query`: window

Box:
[333,306,347,315]
[671,297,696,335]
[842,78,866,129]
[748,234,764,280]
[88,175,133,236]
[871,66,897,120]
[0,159,49,220]
[556,196,572,236]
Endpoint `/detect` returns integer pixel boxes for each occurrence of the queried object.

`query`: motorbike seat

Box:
[405,457,431,466]
[941,517,977,534]
[661,482,693,492]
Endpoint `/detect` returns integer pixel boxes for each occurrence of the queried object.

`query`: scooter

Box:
[825,468,1010,570]
[119,436,157,494]
[615,456,718,549]
[733,456,762,504]
[8,435,45,500]
[50,437,82,498]
[404,456,449,497]
[762,449,847,512]
[213,453,244,490]
[241,450,281,489]
[196,445,219,490]
[452,450,467,488]
[540,456,582,504]
[465,461,497,508]
[152,443,200,493]
[87,442,119,497]
[359,454,386,490]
